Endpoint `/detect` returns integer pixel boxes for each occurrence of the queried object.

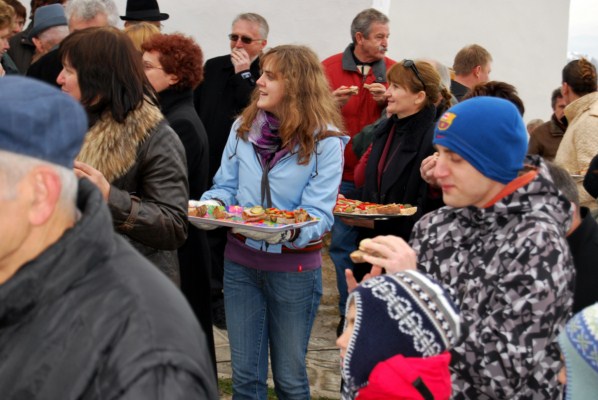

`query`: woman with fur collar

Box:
[57,27,188,284]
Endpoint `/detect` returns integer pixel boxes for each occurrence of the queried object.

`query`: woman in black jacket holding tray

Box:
[345,60,450,277]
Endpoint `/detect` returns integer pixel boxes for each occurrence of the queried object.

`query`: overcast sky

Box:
[568,0,598,58]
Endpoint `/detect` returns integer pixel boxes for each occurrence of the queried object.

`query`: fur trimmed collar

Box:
[77,100,164,183]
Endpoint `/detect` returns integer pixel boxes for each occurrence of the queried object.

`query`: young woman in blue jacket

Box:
[199,45,348,399]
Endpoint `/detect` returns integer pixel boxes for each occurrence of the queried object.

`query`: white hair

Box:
[419,58,452,92]
[37,25,69,50]
[66,0,119,27]
[232,13,269,39]
[0,151,78,216]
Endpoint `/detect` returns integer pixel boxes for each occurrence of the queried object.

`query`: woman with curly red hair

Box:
[141,32,216,376]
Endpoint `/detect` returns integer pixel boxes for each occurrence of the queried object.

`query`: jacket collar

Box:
[549,113,566,135]
[448,156,573,237]
[77,100,164,183]
[341,44,388,83]
[0,180,115,327]
[363,105,435,201]
[158,87,193,115]
[564,91,598,123]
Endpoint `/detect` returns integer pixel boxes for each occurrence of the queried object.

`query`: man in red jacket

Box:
[322,7,395,335]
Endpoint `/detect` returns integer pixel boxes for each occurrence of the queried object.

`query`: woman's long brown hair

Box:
[237,45,344,165]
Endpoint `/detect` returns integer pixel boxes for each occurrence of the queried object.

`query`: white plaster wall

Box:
[386,0,570,122]
[35,0,567,122]
[114,0,568,122]
[114,0,372,60]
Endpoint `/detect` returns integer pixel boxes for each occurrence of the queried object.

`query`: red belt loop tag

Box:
[298,264,303,272]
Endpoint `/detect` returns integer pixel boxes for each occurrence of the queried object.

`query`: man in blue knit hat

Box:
[350,96,575,399]
[0,76,218,398]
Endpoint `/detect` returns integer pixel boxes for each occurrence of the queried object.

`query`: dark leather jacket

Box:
[79,101,189,284]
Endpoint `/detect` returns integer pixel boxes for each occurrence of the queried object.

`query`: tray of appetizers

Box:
[333,198,417,220]
[188,203,319,232]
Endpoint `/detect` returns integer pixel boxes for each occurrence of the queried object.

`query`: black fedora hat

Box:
[120,0,169,22]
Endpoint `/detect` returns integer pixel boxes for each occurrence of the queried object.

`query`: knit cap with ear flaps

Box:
[434,96,528,184]
[342,271,462,392]
[558,303,598,400]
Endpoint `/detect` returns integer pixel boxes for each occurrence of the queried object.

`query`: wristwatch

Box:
[239,70,255,85]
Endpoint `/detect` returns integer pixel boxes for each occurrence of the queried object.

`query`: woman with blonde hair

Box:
[124,21,159,52]
[198,44,348,399]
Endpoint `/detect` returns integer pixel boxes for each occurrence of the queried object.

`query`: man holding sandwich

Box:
[322,7,395,336]
[350,97,575,399]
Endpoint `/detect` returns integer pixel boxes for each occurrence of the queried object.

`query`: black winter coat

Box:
[360,105,440,240]
[193,54,260,180]
[26,47,62,88]
[159,88,216,376]
[0,180,218,400]
[7,24,34,74]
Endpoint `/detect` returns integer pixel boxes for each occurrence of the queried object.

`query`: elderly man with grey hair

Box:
[27,0,118,86]
[0,76,218,399]
[66,0,119,30]
[28,4,69,63]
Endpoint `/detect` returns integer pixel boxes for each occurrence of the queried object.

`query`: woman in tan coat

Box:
[555,58,598,209]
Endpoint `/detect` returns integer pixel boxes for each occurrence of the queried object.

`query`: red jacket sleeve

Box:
[354,144,373,189]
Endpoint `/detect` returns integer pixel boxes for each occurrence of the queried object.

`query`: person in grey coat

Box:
[0,76,217,399]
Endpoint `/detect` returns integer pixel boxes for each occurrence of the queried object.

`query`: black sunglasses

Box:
[403,59,426,91]
[228,34,263,45]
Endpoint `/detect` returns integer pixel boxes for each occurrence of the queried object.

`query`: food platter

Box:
[188,204,319,233]
[333,211,409,221]
[188,215,318,232]
[333,198,417,220]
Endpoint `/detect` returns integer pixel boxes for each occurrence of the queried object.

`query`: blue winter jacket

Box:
[201,118,349,252]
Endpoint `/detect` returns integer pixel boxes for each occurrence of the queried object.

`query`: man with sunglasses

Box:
[321,8,395,337]
[193,12,268,331]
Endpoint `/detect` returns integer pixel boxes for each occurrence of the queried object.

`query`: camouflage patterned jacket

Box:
[412,156,574,399]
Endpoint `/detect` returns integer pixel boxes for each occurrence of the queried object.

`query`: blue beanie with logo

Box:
[433,97,528,184]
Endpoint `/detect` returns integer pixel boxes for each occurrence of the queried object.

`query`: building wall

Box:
[386,0,570,122]
[90,0,569,121]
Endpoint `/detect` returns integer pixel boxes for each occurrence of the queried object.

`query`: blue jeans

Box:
[329,180,358,316]
[224,259,322,400]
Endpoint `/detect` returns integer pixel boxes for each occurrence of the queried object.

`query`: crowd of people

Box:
[0,1,597,400]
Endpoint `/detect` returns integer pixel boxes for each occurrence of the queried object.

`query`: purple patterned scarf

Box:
[248,111,290,168]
